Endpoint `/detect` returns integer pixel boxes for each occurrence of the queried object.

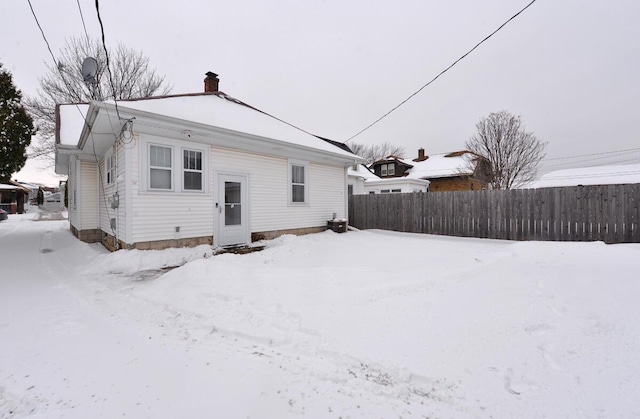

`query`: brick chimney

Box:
[204,71,219,92]
[414,148,428,162]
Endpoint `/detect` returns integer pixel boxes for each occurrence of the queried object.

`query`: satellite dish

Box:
[81,57,98,84]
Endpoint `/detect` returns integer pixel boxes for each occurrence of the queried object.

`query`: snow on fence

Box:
[348,184,640,243]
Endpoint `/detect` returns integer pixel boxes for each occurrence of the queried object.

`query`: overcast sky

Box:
[2,0,639,185]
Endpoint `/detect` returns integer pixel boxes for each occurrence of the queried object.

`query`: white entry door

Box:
[217,174,249,247]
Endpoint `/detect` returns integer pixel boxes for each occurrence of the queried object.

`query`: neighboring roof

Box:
[0,184,26,191]
[1,181,30,193]
[527,164,640,188]
[57,93,359,161]
[365,177,430,186]
[348,164,380,181]
[373,151,478,180]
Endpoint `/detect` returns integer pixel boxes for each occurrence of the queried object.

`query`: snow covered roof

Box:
[527,164,640,188]
[405,152,476,179]
[55,93,362,168]
[348,164,380,181]
[57,104,89,146]
[373,151,478,180]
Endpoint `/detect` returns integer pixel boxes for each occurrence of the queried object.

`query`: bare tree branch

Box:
[24,36,172,165]
[350,141,405,165]
[465,111,546,189]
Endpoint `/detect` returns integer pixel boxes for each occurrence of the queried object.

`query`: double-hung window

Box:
[105,154,115,184]
[289,160,308,204]
[149,144,172,190]
[183,149,203,191]
[380,163,395,176]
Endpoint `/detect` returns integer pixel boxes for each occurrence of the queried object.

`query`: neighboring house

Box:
[0,182,30,214]
[347,164,429,194]
[526,164,640,188]
[55,72,363,251]
[43,191,64,211]
[369,148,492,192]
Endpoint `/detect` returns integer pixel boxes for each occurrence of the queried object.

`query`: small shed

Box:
[0,182,30,214]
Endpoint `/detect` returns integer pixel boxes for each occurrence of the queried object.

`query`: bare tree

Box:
[25,36,172,164]
[350,141,405,165]
[465,111,546,189]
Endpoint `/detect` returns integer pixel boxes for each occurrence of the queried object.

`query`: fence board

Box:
[348,184,640,244]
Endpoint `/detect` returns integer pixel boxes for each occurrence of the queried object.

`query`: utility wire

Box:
[345,0,538,143]
[94,0,121,119]
[544,147,640,161]
[27,1,118,240]
[76,0,90,43]
[541,149,640,170]
[27,0,58,68]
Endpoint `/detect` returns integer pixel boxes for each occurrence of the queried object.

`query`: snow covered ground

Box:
[1,211,639,418]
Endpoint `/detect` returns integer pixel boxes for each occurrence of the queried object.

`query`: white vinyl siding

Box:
[213,149,346,233]
[78,159,99,230]
[125,133,346,246]
[99,142,127,243]
[129,134,213,244]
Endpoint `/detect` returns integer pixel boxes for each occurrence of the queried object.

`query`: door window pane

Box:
[225,181,241,225]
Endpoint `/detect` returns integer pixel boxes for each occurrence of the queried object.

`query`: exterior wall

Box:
[98,142,129,247]
[73,131,348,249]
[212,148,347,233]
[365,180,429,194]
[428,177,486,192]
[128,134,215,246]
[347,176,367,195]
[67,156,100,242]
[79,160,99,230]
[67,156,79,230]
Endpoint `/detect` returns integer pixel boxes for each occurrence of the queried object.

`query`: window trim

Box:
[148,143,174,191]
[288,159,309,206]
[105,153,115,185]
[380,163,395,177]
[181,148,204,192]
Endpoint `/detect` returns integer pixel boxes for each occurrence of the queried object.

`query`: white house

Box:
[527,164,640,188]
[55,73,363,250]
[347,164,429,195]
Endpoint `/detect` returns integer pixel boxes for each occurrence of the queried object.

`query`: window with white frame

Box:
[289,160,308,204]
[149,144,172,190]
[391,188,401,193]
[380,163,395,177]
[183,149,203,191]
[105,154,115,184]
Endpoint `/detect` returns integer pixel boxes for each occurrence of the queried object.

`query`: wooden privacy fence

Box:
[348,184,640,243]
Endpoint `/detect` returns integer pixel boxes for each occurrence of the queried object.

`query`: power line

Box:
[544,147,640,161]
[541,149,640,170]
[27,1,119,241]
[345,0,538,143]
[76,0,90,43]
[94,0,121,119]
[27,0,59,68]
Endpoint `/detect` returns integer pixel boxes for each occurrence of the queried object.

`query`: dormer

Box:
[369,155,413,178]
